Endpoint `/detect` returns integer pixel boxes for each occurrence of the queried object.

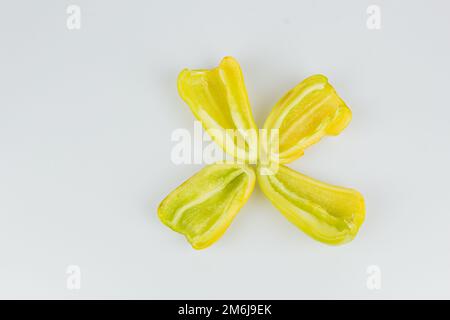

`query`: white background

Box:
[1,0,449,299]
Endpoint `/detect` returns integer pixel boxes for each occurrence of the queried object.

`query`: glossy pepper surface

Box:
[158,56,365,249]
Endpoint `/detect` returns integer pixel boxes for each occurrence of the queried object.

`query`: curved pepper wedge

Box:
[178,56,258,162]
[158,163,255,249]
[263,75,352,164]
[257,164,365,245]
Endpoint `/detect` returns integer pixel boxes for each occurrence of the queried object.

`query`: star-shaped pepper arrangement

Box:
[158,57,365,249]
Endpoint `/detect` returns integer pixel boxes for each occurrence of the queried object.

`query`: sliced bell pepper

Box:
[158,163,255,249]
[257,164,365,245]
[159,56,365,249]
[178,56,259,163]
[263,75,352,164]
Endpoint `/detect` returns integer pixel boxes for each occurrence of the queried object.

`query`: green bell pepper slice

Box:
[158,163,255,249]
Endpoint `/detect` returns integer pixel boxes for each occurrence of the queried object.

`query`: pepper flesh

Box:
[257,164,365,245]
[158,163,255,249]
[178,56,258,162]
[263,75,352,164]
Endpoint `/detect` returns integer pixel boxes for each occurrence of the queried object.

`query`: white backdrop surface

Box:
[0,0,449,299]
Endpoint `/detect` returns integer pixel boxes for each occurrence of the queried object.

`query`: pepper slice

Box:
[263,75,352,164]
[257,164,365,245]
[158,163,256,249]
[178,56,258,162]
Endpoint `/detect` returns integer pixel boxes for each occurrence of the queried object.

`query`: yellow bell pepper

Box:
[257,164,365,245]
[158,56,365,249]
[158,163,255,249]
[178,57,259,163]
[263,75,352,164]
